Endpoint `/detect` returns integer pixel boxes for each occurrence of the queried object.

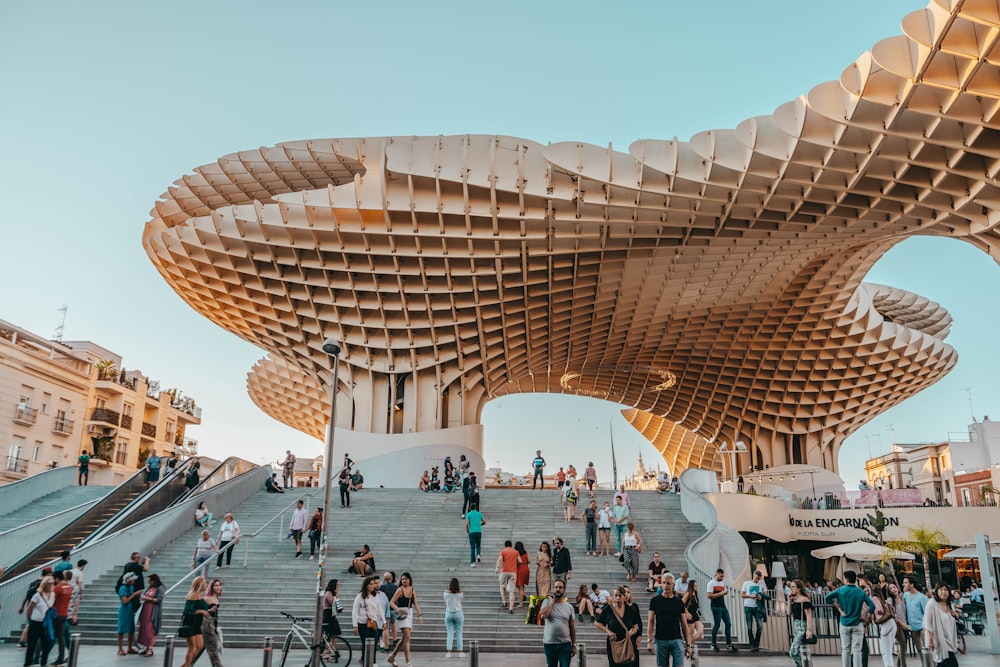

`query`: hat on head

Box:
[42,567,53,574]
[123,572,138,583]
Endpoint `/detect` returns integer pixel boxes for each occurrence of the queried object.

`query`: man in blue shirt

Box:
[825,571,874,667]
[532,450,547,489]
[902,576,928,650]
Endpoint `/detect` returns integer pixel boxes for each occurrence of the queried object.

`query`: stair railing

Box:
[0,465,77,515]
[162,489,320,597]
[239,490,319,567]
[679,467,751,645]
[0,465,269,637]
[0,496,103,568]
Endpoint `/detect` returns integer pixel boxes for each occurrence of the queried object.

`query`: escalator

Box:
[0,457,211,582]
[81,455,256,546]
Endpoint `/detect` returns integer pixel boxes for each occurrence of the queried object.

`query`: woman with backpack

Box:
[23,575,55,667]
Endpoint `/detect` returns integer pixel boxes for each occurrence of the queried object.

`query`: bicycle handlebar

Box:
[279,611,312,624]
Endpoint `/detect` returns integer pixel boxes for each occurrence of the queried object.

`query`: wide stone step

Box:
[70,488,702,652]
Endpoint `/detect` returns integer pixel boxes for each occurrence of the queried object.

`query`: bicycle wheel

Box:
[278,631,294,667]
[324,635,353,666]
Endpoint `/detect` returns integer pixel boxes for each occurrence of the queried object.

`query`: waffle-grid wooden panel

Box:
[144,0,999,473]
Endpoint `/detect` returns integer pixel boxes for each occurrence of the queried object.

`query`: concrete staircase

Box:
[0,486,112,533]
[72,488,704,653]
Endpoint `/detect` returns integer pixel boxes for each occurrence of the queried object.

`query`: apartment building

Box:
[1,319,201,484]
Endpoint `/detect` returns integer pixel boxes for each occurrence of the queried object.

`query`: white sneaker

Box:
[470,563,476,567]
[446,652,453,659]
[459,653,467,658]
[614,552,622,557]
[476,555,481,562]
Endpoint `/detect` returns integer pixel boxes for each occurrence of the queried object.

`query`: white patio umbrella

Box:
[811,540,915,562]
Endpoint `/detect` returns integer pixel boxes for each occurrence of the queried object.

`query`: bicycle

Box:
[278,611,354,667]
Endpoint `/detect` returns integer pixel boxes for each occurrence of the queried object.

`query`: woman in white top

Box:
[352,576,385,666]
[443,577,465,659]
[923,583,958,667]
[215,513,239,569]
[869,585,896,667]
[621,523,642,582]
[191,530,217,579]
[597,502,613,557]
[194,502,215,527]
[25,575,55,667]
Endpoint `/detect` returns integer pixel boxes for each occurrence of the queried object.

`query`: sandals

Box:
[118,649,126,656]
[127,648,140,655]
[142,649,154,657]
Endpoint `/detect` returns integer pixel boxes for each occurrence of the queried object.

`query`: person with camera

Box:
[539,578,577,667]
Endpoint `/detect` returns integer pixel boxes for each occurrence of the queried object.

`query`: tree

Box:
[887,525,947,591]
[860,508,896,577]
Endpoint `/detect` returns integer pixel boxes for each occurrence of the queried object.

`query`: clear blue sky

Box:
[3,0,996,485]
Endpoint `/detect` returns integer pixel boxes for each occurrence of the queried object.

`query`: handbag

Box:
[177,613,195,638]
[608,604,636,665]
[396,607,409,619]
[365,618,378,630]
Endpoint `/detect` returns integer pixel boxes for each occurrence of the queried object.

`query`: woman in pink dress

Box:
[136,573,165,656]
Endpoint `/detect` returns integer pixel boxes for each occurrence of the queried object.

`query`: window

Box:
[95,397,106,410]
[123,403,133,417]
[165,421,175,443]
[115,439,129,465]
[19,385,34,406]
[33,442,43,463]
[41,393,52,414]
[961,488,972,506]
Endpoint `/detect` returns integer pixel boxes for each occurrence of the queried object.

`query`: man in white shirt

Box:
[675,571,690,594]
[69,559,87,624]
[289,500,309,559]
[740,571,765,652]
[589,584,610,615]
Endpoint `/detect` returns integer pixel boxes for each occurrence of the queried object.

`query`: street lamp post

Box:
[312,338,341,667]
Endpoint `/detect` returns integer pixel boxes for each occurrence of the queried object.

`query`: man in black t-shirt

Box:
[707,568,735,652]
[647,553,668,592]
[647,574,691,666]
[123,552,149,592]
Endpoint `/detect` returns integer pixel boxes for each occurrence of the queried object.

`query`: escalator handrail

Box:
[169,456,258,507]
[0,497,102,539]
[0,466,149,583]
[78,456,209,547]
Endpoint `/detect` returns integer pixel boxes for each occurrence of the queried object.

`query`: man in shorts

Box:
[496,540,519,613]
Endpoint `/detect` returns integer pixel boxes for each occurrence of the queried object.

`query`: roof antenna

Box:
[53,305,68,342]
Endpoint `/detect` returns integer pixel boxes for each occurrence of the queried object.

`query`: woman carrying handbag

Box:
[594,586,640,666]
[788,579,814,667]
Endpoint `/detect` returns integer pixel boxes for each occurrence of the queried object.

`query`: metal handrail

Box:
[0,466,149,582]
[0,497,102,539]
[78,456,205,547]
[164,488,318,596]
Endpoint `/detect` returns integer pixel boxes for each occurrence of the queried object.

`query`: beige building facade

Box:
[1,319,201,484]
[143,1,1000,483]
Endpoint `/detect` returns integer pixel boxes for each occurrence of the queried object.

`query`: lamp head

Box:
[322,338,341,356]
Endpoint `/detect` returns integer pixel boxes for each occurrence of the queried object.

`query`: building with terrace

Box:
[144,0,1000,486]
[1,318,201,483]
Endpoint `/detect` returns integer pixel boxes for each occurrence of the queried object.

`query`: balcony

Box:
[141,422,157,439]
[90,407,120,426]
[52,417,74,436]
[13,404,37,426]
[120,414,133,430]
[4,455,28,474]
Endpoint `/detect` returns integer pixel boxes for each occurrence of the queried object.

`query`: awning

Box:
[942,545,1000,560]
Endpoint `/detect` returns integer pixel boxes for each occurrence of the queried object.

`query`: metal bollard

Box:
[163,635,176,667]
[262,636,273,667]
[576,641,587,666]
[364,637,376,667]
[470,639,480,667]
[801,645,813,667]
[68,632,81,667]
[690,643,700,667]
[920,646,934,667]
